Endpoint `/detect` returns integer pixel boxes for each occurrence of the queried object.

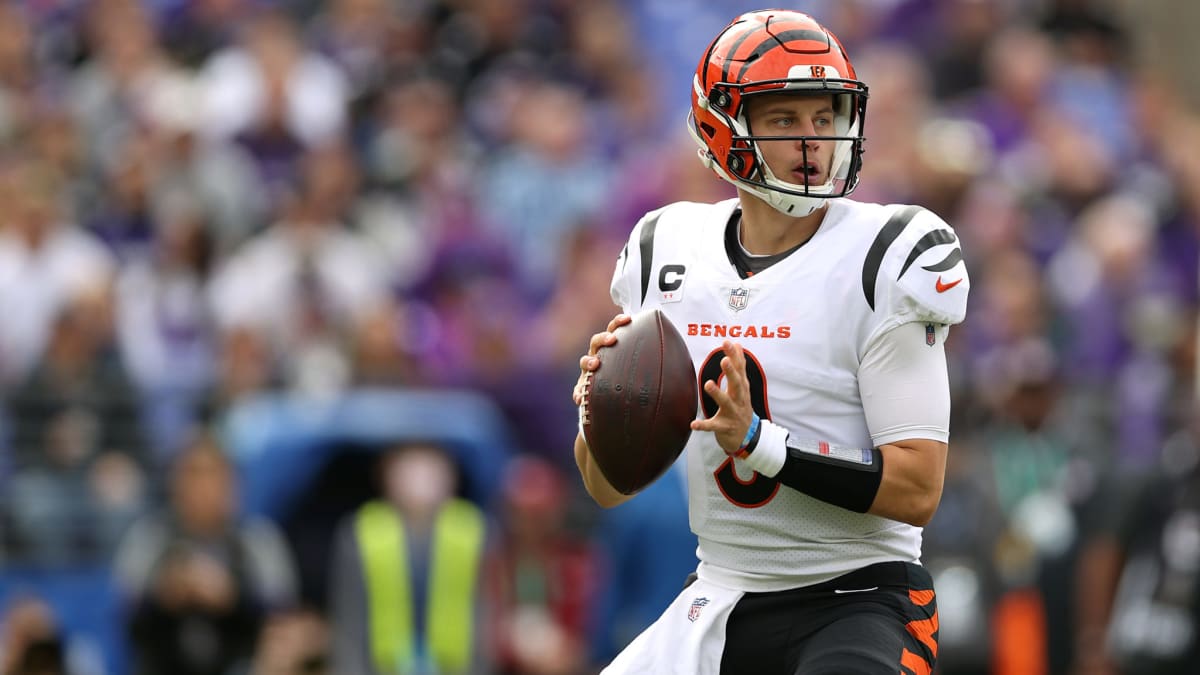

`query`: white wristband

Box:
[740,419,788,477]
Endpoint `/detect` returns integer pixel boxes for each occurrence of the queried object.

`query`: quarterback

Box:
[572,10,968,675]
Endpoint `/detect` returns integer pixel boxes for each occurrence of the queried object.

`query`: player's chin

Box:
[795,174,828,190]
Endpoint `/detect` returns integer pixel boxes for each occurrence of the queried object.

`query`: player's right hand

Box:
[573,313,631,406]
[692,339,756,457]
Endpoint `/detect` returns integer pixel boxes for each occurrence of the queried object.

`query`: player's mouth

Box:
[792,162,823,186]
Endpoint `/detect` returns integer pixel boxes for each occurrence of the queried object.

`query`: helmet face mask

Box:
[689,11,868,216]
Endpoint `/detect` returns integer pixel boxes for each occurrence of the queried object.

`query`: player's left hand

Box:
[691,340,756,457]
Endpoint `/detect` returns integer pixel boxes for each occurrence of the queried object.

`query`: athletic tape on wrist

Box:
[740,419,788,476]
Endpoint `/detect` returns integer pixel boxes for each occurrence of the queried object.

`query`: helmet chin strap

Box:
[756,162,835,217]
[694,145,827,217]
[689,120,830,217]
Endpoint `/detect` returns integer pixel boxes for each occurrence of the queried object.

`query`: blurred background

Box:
[0,0,1198,673]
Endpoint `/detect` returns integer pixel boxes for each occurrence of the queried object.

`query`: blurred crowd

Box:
[0,0,1198,673]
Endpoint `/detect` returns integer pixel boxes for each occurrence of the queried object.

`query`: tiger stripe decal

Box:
[861,205,923,310]
[899,229,958,279]
[921,247,963,273]
[638,212,662,305]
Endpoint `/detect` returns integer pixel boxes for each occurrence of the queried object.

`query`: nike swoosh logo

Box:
[833,586,879,594]
[935,276,962,293]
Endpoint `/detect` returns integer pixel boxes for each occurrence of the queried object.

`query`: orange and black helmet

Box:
[689,10,868,216]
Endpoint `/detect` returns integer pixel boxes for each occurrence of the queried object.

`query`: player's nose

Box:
[792,120,821,146]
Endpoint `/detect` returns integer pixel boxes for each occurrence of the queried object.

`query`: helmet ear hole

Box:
[699,122,717,139]
[708,89,732,111]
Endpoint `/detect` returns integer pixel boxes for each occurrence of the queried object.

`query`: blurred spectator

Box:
[5,288,147,565]
[329,443,487,675]
[67,0,173,171]
[424,0,567,94]
[485,456,597,675]
[207,145,390,399]
[6,290,143,467]
[83,130,159,263]
[113,434,298,675]
[157,0,251,69]
[359,73,483,291]
[23,107,101,240]
[920,437,1003,675]
[249,607,330,675]
[562,0,666,153]
[0,3,36,144]
[140,71,268,255]
[114,193,220,461]
[1048,196,1178,462]
[966,27,1056,159]
[925,0,1012,103]
[970,337,1111,674]
[477,79,611,300]
[306,0,403,112]
[1075,408,1200,675]
[0,596,68,675]
[199,8,349,150]
[0,160,114,386]
[851,42,936,206]
[196,8,351,216]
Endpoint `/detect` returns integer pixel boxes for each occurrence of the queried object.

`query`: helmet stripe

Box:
[734,29,831,82]
[715,22,762,86]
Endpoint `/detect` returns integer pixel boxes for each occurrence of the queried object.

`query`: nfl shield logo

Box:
[728,287,749,312]
[688,597,710,622]
[926,323,936,346]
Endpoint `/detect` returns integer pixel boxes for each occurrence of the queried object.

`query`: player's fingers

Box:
[720,348,749,401]
[579,354,601,372]
[702,378,733,410]
[605,313,632,333]
[719,356,746,400]
[587,330,618,355]
[583,315,630,362]
[690,413,735,435]
[724,340,747,373]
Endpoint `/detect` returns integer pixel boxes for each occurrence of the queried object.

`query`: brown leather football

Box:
[580,309,697,495]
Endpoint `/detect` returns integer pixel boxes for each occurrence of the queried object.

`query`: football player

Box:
[571,10,968,675]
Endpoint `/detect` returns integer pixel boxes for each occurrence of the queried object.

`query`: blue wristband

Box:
[736,413,761,458]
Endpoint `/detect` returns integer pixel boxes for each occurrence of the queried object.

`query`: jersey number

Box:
[700,348,781,508]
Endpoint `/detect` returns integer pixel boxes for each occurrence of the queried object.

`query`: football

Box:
[580,309,697,495]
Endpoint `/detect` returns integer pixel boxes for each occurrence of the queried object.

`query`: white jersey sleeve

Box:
[610,205,670,314]
[859,320,951,446]
[857,205,965,444]
[862,205,969,349]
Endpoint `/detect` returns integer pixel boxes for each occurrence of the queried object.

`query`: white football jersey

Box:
[610,197,969,592]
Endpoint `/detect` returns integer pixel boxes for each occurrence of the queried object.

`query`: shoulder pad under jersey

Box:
[861,205,969,329]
